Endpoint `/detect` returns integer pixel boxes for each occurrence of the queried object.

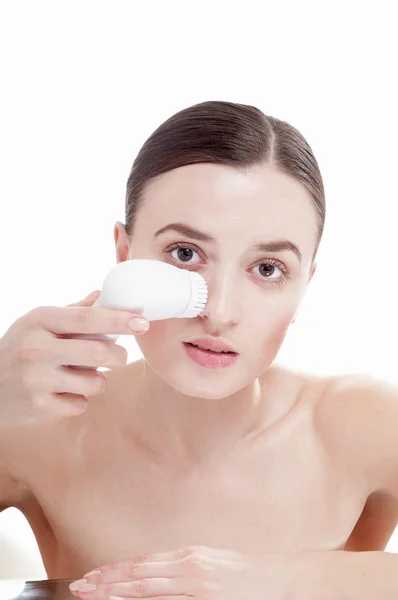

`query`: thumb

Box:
[67,290,101,308]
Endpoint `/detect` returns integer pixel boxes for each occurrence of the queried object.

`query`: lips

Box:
[185,343,233,355]
[183,341,239,369]
[185,337,238,354]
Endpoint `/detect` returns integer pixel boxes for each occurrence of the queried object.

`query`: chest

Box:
[28,429,364,575]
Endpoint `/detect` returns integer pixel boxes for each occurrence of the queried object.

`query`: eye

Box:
[169,245,201,265]
[251,260,291,286]
[253,262,282,279]
[164,244,290,286]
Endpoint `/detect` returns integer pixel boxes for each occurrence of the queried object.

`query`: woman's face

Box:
[115,163,318,400]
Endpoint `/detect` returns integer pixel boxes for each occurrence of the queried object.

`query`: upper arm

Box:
[316,373,398,500]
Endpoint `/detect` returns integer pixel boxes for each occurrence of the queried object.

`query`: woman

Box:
[1,101,397,599]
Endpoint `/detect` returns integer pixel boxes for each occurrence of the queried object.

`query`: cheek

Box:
[134,320,180,364]
[257,308,295,357]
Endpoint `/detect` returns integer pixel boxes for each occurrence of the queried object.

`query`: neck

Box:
[127,360,266,466]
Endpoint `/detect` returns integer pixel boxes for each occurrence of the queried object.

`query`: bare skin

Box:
[4,362,398,579]
[2,163,398,579]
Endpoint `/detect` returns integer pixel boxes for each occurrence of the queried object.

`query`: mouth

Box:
[183,342,238,355]
[182,342,239,369]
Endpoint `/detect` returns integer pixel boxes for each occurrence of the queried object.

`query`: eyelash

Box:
[162,242,291,287]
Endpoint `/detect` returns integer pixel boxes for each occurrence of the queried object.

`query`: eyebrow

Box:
[153,222,302,263]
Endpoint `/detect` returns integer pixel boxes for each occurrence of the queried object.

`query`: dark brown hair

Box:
[125,100,325,259]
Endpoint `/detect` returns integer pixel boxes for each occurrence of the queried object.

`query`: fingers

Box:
[29,305,148,337]
[48,338,128,369]
[67,291,101,308]
[85,560,182,584]
[55,366,107,397]
[70,577,184,599]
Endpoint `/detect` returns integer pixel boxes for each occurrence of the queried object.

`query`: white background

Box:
[0,0,397,580]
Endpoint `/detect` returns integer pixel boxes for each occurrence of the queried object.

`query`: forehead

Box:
[138,163,318,258]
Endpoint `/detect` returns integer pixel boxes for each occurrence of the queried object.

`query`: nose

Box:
[199,268,242,333]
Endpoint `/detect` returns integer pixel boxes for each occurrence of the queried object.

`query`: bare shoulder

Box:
[266,366,398,498]
[261,363,331,406]
[313,372,398,498]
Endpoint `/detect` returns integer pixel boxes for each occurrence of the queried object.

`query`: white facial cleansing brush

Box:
[71,259,208,344]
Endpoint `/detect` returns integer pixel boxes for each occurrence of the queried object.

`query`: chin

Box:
[167,375,242,400]
[137,334,276,400]
[146,355,260,400]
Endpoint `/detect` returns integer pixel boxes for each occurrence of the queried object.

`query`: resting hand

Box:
[69,545,296,600]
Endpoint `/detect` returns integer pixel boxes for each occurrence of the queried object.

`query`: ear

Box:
[114,221,130,263]
[309,261,317,282]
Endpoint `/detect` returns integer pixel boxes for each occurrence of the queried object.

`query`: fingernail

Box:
[84,569,101,577]
[77,584,97,593]
[69,579,87,590]
[109,597,125,600]
[129,317,149,332]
